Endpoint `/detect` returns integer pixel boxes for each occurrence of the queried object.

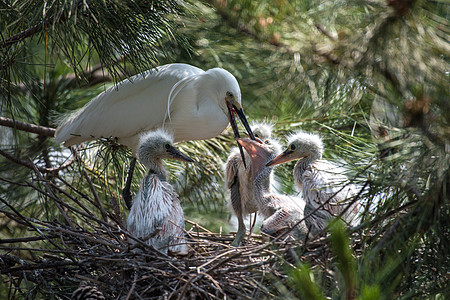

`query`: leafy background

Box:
[0,0,448,298]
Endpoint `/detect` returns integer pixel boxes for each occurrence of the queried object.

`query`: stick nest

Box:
[0,212,334,299]
[0,153,338,299]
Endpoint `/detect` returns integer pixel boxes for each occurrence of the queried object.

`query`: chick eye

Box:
[264,140,271,144]
[164,144,171,150]
[290,144,296,150]
[226,91,233,97]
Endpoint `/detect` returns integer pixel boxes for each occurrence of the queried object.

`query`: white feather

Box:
[127,175,188,255]
[126,130,190,255]
[55,63,241,154]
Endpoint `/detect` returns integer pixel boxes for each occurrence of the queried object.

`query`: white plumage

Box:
[127,129,192,255]
[237,137,308,241]
[55,63,253,154]
[55,63,255,207]
[266,131,359,237]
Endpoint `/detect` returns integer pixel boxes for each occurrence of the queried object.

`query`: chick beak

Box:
[265,149,296,167]
[237,138,270,180]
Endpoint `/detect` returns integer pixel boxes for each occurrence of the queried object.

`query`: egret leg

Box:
[122,157,136,209]
[231,212,246,246]
[230,193,246,246]
[247,212,257,238]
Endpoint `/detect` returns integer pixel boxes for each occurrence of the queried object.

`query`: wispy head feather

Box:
[287,131,324,160]
[250,121,274,140]
[138,129,175,169]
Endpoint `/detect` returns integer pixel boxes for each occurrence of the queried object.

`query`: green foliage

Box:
[289,263,327,300]
[1,0,449,298]
[329,220,357,299]
[289,221,383,300]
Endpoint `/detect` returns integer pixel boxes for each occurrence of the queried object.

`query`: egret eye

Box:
[290,144,296,151]
[164,143,171,150]
[226,91,233,98]
[255,133,260,138]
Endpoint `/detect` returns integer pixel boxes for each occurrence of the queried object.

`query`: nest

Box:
[0,153,338,299]
[0,211,333,299]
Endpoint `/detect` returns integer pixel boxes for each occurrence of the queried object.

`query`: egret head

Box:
[138,129,193,170]
[237,137,281,180]
[206,68,255,141]
[205,68,256,168]
[266,131,323,167]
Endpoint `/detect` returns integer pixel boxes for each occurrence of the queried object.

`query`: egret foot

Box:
[122,158,137,209]
[231,227,246,247]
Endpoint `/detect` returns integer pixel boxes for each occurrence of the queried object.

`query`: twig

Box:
[0,23,43,49]
[125,269,138,300]
[29,159,75,227]
[0,117,56,137]
[0,147,74,174]
[0,0,84,49]
[315,24,337,41]
[81,169,109,222]
[0,236,55,244]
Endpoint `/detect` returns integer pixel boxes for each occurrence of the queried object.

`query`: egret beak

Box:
[265,149,298,167]
[227,101,255,169]
[244,131,260,140]
[233,105,255,140]
[237,138,270,179]
[167,145,194,163]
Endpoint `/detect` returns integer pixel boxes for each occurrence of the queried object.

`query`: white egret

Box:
[266,131,359,236]
[127,129,192,255]
[225,122,274,246]
[237,138,308,241]
[55,63,255,207]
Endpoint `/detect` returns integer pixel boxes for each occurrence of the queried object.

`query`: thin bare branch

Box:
[0,117,56,137]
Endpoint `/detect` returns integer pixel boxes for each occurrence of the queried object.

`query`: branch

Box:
[0,23,43,49]
[0,0,83,49]
[0,117,55,137]
[0,148,74,174]
[315,24,337,41]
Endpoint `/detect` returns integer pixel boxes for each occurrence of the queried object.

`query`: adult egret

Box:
[55,63,255,207]
[225,122,274,246]
[237,138,308,241]
[127,129,192,255]
[266,131,359,236]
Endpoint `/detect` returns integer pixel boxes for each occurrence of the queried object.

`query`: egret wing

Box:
[55,64,204,148]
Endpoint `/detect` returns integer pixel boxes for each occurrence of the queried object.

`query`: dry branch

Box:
[0,117,56,137]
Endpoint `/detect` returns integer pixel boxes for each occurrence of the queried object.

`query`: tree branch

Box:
[0,0,83,49]
[0,148,74,174]
[0,23,43,49]
[315,24,337,41]
[0,117,55,137]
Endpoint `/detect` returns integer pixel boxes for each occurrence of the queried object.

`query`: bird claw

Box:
[230,238,241,247]
[231,229,246,247]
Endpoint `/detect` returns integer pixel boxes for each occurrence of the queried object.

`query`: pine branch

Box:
[0,148,74,174]
[0,23,43,49]
[0,0,83,49]
[0,117,55,137]
[315,24,337,41]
